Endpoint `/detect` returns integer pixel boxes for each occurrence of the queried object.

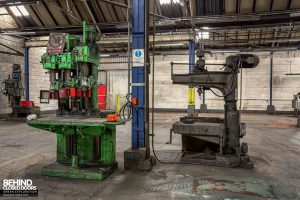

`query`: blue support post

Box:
[124,0,153,171]
[267,52,275,114]
[188,40,195,74]
[131,0,145,149]
[187,40,196,115]
[269,52,273,106]
[25,48,29,101]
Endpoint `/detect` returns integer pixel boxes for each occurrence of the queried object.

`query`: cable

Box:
[119,93,135,120]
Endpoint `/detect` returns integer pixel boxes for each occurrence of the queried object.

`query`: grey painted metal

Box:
[170,54,258,168]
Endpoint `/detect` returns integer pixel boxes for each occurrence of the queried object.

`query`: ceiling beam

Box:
[189,0,196,17]
[252,0,256,13]
[269,0,274,12]
[286,0,292,9]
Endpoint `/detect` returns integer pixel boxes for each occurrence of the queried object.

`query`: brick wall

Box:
[26,48,300,112]
[0,35,24,114]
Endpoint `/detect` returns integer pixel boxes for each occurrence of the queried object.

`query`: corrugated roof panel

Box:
[291,0,300,9]
[58,0,81,25]
[272,0,288,11]
[45,2,69,25]
[25,6,43,26]
[240,0,253,13]
[110,0,125,22]
[90,0,105,23]
[75,1,92,23]
[98,2,114,22]
[33,2,57,26]
[255,0,271,12]
[106,3,119,22]
[224,0,237,14]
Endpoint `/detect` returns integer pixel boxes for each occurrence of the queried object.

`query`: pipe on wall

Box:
[25,48,29,101]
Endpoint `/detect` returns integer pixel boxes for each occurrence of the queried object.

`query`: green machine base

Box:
[41,162,117,180]
[28,116,124,180]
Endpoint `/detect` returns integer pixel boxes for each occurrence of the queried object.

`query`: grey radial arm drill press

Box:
[171,52,259,168]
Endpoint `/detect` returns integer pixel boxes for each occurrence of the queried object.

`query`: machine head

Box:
[226,54,259,68]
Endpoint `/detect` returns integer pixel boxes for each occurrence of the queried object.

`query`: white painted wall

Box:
[151,51,300,111]
[29,47,57,111]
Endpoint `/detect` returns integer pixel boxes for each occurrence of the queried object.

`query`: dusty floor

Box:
[0,112,299,200]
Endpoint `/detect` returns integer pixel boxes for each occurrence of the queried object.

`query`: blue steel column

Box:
[188,40,195,73]
[132,0,145,149]
[25,48,29,101]
[269,52,273,106]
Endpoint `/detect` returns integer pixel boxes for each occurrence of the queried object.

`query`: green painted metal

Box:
[41,54,56,70]
[40,164,115,180]
[73,46,99,65]
[28,119,124,180]
[83,21,86,45]
[57,53,73,69]
[92,64,98,111]
[34,21,117,180]
[28,119,122,165]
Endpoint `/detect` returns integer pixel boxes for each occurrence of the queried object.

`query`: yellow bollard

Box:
[116,95,121,115]
[188,87,195,106]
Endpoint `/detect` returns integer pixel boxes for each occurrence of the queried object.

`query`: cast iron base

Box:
[266,105,275,114]
[124,148,156,171]
[200,104,208,112]
[180,153,253,169]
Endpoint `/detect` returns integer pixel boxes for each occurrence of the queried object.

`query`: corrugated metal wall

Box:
[99,56,129,109]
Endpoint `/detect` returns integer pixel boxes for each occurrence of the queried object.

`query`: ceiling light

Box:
[9,4,29,17]
[196,30,209,40]
[160,0,181,5]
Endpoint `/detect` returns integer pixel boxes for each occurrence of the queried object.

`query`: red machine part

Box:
[60,88,92,98]
[98,84,107,110]
[107,114,119,122]
[59,88,68,98]
[21,101,34,107]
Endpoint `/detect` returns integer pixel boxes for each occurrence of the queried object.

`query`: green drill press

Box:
[27,22,123,180]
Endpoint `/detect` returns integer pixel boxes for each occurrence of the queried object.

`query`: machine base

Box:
[200,104,208,112]
[266,105,275,114]
[297,116,300,128]
[41,162,117,180]
[180,153,253,169]
[124,148,156,171]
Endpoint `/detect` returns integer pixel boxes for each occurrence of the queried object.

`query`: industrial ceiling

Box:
[1,0,300,52]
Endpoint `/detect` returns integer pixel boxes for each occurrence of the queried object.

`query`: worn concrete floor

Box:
[0,112,299,200]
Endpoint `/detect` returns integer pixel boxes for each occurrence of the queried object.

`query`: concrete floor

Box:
[0,112,299,200]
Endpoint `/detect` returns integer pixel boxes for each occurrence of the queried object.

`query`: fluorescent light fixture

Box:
[202,27,209,30]
[157,42,184,47]
[101,54,111,57]
[9,4,29,17]
[160,0,181,5]
[196,30,209,40]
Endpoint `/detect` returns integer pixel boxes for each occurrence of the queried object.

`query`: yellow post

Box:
[188,87,195,106]
[116,95,120,115]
